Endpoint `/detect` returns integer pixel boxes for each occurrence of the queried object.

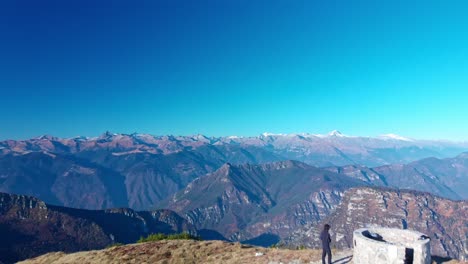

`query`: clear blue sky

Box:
[1,0,468,140]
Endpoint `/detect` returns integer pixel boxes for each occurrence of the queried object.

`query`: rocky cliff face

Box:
[0,192,195,263]
[285,187,468,260]
[161,161,367,244]
[0,192,110,263]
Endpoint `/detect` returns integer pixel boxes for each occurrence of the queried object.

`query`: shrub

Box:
[137,232,202,243]
[167,232,201,240]
[296,245,307,250]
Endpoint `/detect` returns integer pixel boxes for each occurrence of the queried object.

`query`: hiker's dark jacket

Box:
[320,230,331,249]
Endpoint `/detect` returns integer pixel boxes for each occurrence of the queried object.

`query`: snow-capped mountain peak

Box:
[379,133,413,142]
[327,130,345,137]
[261,132,285,137]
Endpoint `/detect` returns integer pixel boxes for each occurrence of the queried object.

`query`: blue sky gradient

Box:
[1,0,468,140]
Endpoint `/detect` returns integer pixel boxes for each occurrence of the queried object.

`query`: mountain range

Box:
[158,158,468,247]
[325,152,468,200]
[2,186,466,262]
[159,161,365,244]
[1,132,467,210]
[1,132,468,261]
[2,131,468,167]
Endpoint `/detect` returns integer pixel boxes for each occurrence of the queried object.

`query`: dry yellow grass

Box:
[18,240,330,264]
[17,240,466,264]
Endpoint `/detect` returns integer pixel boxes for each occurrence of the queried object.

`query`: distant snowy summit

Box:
[379,133,414,142]
[314,130,348,138]
[10,130,464,145]
[2,129,468,169]
[260,130,348,138]
[259,130,411,140]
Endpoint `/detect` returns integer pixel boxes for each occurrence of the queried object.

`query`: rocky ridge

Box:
[327,154,468,199]
[0,192,195,263]
[285,187,468,260]
[161,161,368,244]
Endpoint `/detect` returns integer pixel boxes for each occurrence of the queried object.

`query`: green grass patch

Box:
[137,232,202,243]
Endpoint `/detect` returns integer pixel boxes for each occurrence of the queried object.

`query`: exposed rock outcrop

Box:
[285,187,468,260]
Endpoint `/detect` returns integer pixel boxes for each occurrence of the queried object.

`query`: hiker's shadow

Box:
[431,256,454,264]
[332,255,353,264]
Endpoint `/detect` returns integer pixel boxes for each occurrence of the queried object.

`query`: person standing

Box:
[320,224,332,264]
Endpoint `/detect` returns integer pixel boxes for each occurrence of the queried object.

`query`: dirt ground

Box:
[18,240,466,264]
